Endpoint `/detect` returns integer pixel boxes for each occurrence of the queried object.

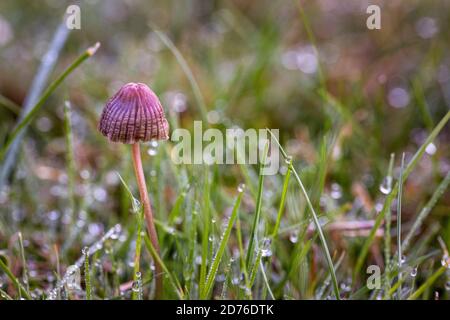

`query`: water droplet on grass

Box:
[82,246,89,256]
[285,156,292,165]
[261,238,272,257]
[147,148,157,156]
[65,265,81,291]
[379,176,393,195]
[400,255,406,266]
[425,143,437,155]
[110,224,122,239]
[441,254,449,268]
[132,272,143,300]
[445,281,450,291]
[330,183,342,199]
[237,183,245,193]
[289,231,299,243]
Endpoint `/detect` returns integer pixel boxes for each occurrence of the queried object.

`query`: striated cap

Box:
[98,82,169,144]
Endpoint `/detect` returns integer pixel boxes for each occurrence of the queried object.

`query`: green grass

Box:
[202,190,243,299]
[1,0,450,301]
[0,43,100,161]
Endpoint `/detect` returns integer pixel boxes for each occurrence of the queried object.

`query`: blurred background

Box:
[0,0,449,299]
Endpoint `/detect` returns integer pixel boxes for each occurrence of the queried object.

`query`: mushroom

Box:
[98,82,168,299]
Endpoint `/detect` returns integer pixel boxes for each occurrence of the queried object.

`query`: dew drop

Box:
[379,176,393,195]
[166,227,175,235]
[445,281,450,291]
[260,238,272,258]
[110,224,122,240]
[285,156,293,165]
[340,282,351,293]
[237,183,245,193]
[289,231,299,244]
[441,254,449,268]
[82,246,89,256]
[400,255,406,265]
[65,265,81,291]
[425,143,437,155]
[132,198,141,212]
[132,272,143,300]
[147,148,157,156]
[410,267,418,277]
[330,183,342,199]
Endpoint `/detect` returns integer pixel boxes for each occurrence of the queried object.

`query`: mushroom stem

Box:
[131,143,163,299]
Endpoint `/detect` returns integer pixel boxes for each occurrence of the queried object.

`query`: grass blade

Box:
[235,204,250,298]
[396,153,405,298]
[0,43,100,162]
[0,258,32,299]
[271,159,291,239]
[63,101,77,225]
[199,169,210,297]
[151,29,208,124]
[245,141,269,270]
[249,249,263,289]
[143,234,184,299]
[268,129,341,300]
[407,266,446,300]
[117,173,145,299]
[259,259,275,300]
[83,247,92,300]
[132,209,144,300]
[202,190,243,299]
[17,232,30,296]
[353,110,450,279]
[402,171,450,252]
[0,94,21,115]
[0,22,70,188]
[383,153,395,298]
[294,0,325,87]
[0,288,13,300]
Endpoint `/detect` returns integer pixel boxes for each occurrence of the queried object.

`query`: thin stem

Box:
[0,42,99,166]
[131,143,163,299]
[0,22,70,188]
[397,153,405,299]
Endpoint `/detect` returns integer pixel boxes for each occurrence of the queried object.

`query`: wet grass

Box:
[0,0,450,300]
